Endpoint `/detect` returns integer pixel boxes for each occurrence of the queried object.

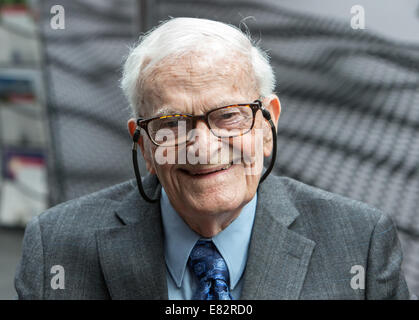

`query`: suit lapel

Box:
[95,175,168,299]
[95,173,315,300]
[241,175,316,300]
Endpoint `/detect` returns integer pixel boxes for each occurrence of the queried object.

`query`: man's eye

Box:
[219,112,240,120]
[221,113,236,119]
[161,120,179,128]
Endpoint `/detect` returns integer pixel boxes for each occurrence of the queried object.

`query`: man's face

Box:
[129,51,280,227]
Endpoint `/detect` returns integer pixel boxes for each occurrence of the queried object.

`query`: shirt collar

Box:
[160,187,257,290]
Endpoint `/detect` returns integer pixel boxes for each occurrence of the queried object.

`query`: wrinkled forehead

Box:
[139,50,258,116]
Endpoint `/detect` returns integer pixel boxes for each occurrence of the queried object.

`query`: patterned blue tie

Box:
[188,240,233,300]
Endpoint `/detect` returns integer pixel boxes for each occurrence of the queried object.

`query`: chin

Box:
[186,189,244,215]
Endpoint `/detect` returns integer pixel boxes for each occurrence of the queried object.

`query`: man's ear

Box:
[261,95,281,157]
[264,95,281,128]
[127,118,156,175]
[127,118,138,140]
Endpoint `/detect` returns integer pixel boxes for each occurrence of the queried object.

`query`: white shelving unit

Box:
[0,3,48,227]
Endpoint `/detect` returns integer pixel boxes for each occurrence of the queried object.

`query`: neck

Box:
[180,207,243,238]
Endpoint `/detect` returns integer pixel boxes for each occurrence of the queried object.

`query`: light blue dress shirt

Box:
[160,187,257,300]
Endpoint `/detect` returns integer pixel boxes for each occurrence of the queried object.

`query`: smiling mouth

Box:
[179,162,234,176]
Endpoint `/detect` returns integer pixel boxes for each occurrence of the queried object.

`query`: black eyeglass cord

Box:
[131,108,277,203]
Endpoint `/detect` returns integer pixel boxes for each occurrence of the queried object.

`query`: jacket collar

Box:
[96,174,167,299]
[114,175,161,225]
[240,174,316,299]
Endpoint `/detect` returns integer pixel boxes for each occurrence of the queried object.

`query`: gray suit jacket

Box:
[15,174,411,299]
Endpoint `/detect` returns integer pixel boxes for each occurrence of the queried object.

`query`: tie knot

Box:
[188,240,230,285]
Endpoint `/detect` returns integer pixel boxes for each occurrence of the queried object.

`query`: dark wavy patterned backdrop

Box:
[39,0,419,296]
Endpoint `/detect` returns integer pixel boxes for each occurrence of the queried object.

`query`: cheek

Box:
[154,163,183,199]
[151,148,182,187]
[143,139,155,162]
[239,129,264,168]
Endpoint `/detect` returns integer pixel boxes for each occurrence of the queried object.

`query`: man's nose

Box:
[185,119,230,165]
[189,119,216,145]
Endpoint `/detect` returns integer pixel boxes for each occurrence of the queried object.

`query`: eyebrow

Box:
[153,107,185,117]
[153,100,249,117]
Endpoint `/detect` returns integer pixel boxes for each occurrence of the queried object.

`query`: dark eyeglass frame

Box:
[136,99,263,146]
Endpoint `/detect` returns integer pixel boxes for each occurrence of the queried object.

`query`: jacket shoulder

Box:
[276,175,385,229]
[271,176,408,299]
[36,179,136,229]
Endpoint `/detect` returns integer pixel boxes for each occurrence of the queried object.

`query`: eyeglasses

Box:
[136,100,264,147]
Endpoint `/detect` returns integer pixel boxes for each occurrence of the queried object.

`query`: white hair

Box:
[121,17,276,117]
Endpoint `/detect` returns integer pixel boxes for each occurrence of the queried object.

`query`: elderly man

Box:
[15,17,410,300]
